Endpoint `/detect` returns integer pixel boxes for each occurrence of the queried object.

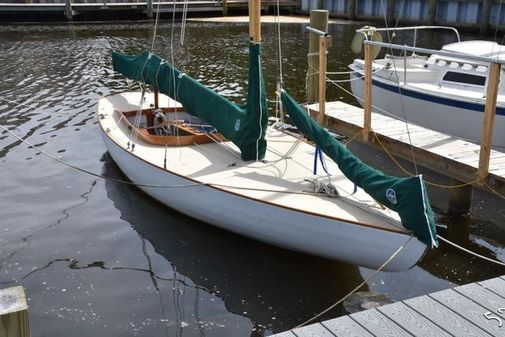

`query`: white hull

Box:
[98,92,427,271]
[350,72,505,147]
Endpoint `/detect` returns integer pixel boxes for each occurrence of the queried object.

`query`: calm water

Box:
[0,20,504,337]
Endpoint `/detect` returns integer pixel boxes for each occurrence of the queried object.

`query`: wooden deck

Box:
[271,275,505,337]
[308,101,505,195]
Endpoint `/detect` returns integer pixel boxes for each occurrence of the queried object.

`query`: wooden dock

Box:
[0,0,299,20]
[271,275,505,337]
[308,101,505,196]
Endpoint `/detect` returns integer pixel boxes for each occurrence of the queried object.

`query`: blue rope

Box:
[314,146,358,194]
[313,147,330,175]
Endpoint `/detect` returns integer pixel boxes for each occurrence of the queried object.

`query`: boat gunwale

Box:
[97,91,411,236]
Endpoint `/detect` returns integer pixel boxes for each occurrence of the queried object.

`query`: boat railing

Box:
[356,26,461,50]
[363,40,505,66]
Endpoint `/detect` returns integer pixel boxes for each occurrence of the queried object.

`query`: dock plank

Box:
[404,295,492,337]
[378,302,453,337]
[272,332,297,337]
[479,277,505,299]
[291,323,334,337]
[322,316,375,337]
[454,282,505,314]
[429,289,504,336]
[351,308,413,337]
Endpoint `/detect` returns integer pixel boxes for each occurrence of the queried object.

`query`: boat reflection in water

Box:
[101,153,366,334]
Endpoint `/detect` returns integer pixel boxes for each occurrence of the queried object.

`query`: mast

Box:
[249,0,261,42]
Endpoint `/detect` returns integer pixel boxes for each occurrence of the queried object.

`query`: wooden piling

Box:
[307,10,329,103]
[318,35,332,125]
[249,0,261,42]
[0,286,30,337]
[428,0,437,25]
[386,0,396,25]
[146,0,153,19]
[347,0,356,20]
[448,179,473,214]
[481,0,491,34]
[477,62,500,179]
[64,0,72,20]
[363,41,373,142]
[222,0,228,16]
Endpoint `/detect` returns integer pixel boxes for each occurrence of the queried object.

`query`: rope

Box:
[483,181,505,200]
[437,235,505,267]
[150,0,162,52]
[294,235,415,328]
[343,129,362,146]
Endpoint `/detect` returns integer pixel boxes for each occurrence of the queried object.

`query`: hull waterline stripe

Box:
[351,71,505,116]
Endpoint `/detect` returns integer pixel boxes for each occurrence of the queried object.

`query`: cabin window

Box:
[442,72,486,86]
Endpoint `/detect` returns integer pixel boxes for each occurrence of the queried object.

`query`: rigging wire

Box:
[378,0,419,176]
[274,0,285,122]
[180,0,189,45]
[490,0,504,57]
[150,0,162,52]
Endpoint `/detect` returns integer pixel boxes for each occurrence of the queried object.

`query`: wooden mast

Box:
[249,0,261,42]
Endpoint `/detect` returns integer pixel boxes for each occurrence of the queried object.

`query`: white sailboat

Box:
[97,2,437,271]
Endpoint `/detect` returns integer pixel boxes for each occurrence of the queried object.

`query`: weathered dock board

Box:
[270,275,505,337]
[308,101,505,195]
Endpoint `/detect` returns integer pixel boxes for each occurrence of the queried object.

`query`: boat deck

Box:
[98,92,404,231]
[271,275,505,337]
[308,101,505,195]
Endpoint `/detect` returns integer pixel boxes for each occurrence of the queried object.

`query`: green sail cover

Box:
[112,42,267,161]
[281,90,438,248]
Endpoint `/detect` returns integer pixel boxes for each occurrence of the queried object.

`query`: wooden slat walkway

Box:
[270,275,505,337]
[308,101,505,195]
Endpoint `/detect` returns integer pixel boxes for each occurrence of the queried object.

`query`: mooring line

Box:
[437,234,505,267]
[294,235,414,328]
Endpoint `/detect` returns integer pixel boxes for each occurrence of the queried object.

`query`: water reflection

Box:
[101,152,365,333]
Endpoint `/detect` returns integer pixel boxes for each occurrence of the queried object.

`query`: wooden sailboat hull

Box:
[98,92,427,271]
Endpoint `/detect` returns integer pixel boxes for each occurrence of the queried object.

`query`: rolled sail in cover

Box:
[281,90,438,248]
[111,41,268,161]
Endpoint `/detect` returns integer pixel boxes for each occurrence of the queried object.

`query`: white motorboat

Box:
[349,26,505,148]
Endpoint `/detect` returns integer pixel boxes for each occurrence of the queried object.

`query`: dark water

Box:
[0,20,503,337]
